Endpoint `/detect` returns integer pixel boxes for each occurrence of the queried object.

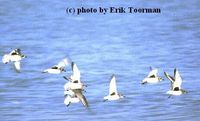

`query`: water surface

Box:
[0,0,200,121]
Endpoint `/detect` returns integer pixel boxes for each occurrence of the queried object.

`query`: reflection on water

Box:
[0,0,200,121]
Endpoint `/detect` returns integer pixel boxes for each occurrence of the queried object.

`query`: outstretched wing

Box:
[64,89,75,97]
[148,69,158,77]
[73,89,89,107]
[71,62,81,83]
[109,74,118,95]
[14,61,21,72]
[2,54,10,64]
[16,49,22,55]
[164,71,174,90]
[164,71,174,83]
[174,69,182,89]
[57,58,70,68]
[9,49,16,55]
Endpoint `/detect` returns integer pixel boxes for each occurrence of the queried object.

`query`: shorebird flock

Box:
[2,48,188,108]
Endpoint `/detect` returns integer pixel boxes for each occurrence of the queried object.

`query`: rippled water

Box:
[0,0,200,121]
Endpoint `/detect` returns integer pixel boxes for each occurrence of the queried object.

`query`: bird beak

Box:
[103,99,108,102]
[141,82,146,85]
[22,55,27,58]
[159,77,164,80]
[83,84,88,87]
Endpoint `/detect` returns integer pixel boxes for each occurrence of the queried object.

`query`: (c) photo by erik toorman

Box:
[0,0,199,121]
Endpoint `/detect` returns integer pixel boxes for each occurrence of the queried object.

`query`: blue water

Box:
[0,0,200,121]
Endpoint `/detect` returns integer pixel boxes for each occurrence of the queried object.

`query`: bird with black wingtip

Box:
[164,68,188,96]
[2,48,26,72]
[63,62,89,107]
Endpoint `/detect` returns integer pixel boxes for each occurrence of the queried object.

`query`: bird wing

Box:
[71,62,81,83]
[16,49,22,55]
[164,71,175,90]
[164,71,175,83]
[57,58,70,68]
[174,69,182,89]
[14,61,21,72]
[9,49,16,55]
[109,74,118,95]
[64,89,75,97]
[73,89,89,107]
[148,69,158,77]
[51,65,59,69]
[2,54,10,64]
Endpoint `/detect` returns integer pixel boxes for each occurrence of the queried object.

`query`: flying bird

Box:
[164,68,187,96]
[63,62,85,90]
[2,48,26,72]
[72,89,89,107]
[63,62,89,107]
[141,67,163,84]
[104,74,124,101]
[64,90,80,107]
[43,58,70,74]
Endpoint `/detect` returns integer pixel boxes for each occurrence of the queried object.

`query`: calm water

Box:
[0,0,200,121]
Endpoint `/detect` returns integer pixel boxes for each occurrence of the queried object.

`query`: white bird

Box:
[63,62,85,90]
[70,62,81,83]
[104,75,124,101]
[64,90,80,107]
[2,48,26,72]
[64,95,80,107]
[64,81,84,91]
[43,58,70,74]
[72,89,89,107]
[63,62,89,107]
[164,68,187,96]
[141,67,163,84]
[63,86,89,107]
